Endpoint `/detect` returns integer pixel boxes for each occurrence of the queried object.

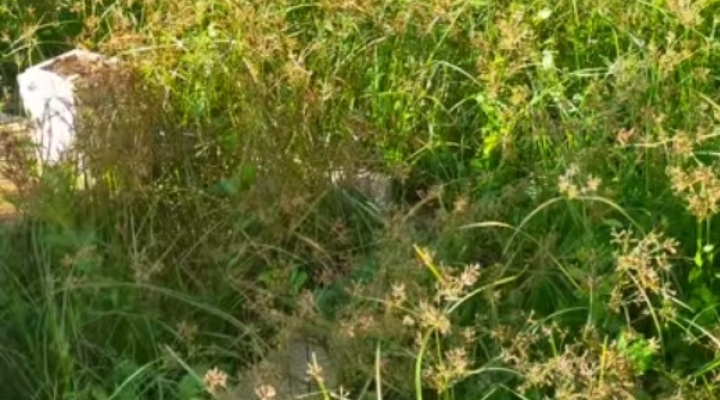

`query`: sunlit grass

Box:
[1,0,720,399]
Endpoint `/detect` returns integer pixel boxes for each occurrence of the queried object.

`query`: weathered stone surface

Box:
[330,167,394,210]
[226,331,338,400]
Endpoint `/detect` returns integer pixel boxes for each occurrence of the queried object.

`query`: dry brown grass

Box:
[0,113,28,219]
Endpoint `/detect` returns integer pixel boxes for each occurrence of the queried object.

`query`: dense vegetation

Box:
[3,0,720,399]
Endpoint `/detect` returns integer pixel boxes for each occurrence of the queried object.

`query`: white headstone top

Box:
[16,49,115,166]
[17,67,76,164]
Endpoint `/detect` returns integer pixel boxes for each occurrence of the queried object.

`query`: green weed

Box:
[3,0,720,399]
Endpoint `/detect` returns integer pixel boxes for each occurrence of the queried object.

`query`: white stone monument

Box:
[16,49,116,171]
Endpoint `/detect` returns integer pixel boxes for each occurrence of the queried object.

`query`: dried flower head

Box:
[203,367,228,395]
[388,282,407,307]
[331,386,352,400]
[306,352,326,384]
[418,301,451,335]
[423,347,471,391]
[610,229,679,319]
[558,164,602,198]
[434,263,482,304]
[667,164,720,220]
[254,384,277,400]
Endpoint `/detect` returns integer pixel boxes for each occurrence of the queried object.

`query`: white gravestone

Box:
[17,67,76,165]
[16,49,115,171]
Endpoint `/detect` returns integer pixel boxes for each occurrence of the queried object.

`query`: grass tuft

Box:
[3,0,720,399]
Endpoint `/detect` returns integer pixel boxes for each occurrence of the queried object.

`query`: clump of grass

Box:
[4,0,720,399]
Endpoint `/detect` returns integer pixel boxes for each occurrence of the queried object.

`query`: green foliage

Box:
[4,0,720,399]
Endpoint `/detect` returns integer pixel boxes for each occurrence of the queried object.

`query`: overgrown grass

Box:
[3,0,720,399]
